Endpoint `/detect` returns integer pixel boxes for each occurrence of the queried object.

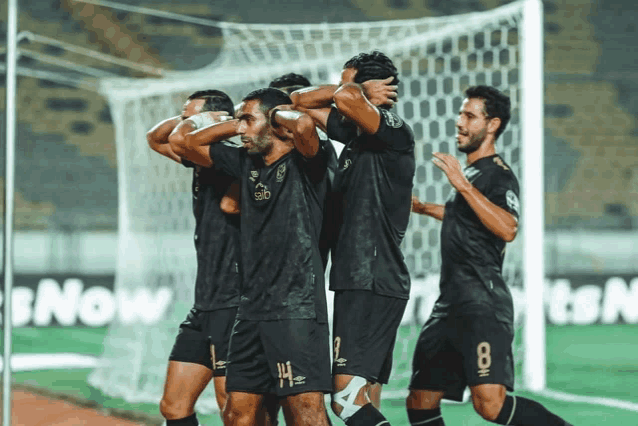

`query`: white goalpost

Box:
[81,0,545,414]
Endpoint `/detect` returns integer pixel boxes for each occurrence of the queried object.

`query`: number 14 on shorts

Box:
[277,361,306,388]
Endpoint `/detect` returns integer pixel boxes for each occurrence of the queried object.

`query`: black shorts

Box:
[409,314,515,401]
[332,290,408,384]
[225,318,332,397]
[169,307,238,376]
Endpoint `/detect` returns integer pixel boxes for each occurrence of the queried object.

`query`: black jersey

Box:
[318,137,340,269]
[182,159,241,311]
[208,143,328,321]
[432,154,520,323]
[326,107,415,299]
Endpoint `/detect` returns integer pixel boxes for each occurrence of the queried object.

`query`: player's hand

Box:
[362,77,398,108]
[203,111,232,123]
[432,152,472,192]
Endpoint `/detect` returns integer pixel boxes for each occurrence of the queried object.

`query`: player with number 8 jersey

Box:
[408,86,573,426]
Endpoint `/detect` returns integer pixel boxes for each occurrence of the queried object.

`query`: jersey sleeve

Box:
[326,107,358,143]
[181,159,196,169]
[209,142,245,179]
[485,171,521,220]
[299,143,329,184]
[375,109,415,152]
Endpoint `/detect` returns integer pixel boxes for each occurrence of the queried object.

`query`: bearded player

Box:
[172,87,333,425]
[408,85,573,426]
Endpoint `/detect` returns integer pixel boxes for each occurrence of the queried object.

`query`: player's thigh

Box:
[260,319,332,397]
[332,290,407,384]
[225,319,274,394]
[409,315,467,402]
[452,314,515,392]
[281,392,329,426]
[162,360,213,407]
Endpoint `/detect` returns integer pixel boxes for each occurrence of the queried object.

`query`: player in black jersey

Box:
[175,87,333,426]
[408,86,572,426]
[270,73,342,269]
[147,90,243,426]
[290,51,415,426]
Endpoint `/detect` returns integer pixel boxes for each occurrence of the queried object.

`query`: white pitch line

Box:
[0,353,98,372]
[537,389,638,413]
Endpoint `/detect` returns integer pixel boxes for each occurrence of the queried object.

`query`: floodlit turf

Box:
[3,324,638,425]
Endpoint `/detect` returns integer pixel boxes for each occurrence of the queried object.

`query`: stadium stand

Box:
[0,0,637,233]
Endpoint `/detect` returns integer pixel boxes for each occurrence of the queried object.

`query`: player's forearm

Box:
[333,83,379,134]
[458,186,518,242]
[147,116,180,147]
[294,106,331,133]
[273,110,319,158]
[412,201,445,220]
[184,120,239,148]
[290,85,338,109]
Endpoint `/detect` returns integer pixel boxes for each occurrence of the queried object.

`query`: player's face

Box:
[456,98,490,153]
[181,98,206,120]
[236,100,272,154]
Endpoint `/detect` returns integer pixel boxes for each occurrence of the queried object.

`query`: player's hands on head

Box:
[362,77,398,108]
[432,152,471,192]
[203,111,232,123]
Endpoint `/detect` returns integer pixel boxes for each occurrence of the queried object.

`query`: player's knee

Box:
[331,376,367,420]
[223,402,248,426]
[471,393,503,422]
[406,389,443,410]
[160,397,191,420]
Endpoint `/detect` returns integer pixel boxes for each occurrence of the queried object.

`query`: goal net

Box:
[88,0,543,413]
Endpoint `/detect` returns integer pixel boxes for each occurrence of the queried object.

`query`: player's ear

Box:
[487,117,501,135]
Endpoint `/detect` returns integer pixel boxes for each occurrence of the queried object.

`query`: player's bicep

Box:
[333,83,381,135]
[300,107,331,133]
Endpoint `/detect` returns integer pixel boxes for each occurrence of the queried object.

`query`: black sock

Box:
[345,403,390,426]
[494,395,572,426]
[166,413,199,426]
[407,408,445,425]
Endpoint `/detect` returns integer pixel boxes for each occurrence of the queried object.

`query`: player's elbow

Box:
[146,131,160,151]
[168,133,187,158]
[289,90,301,108]
[333,83,362,112]
[502,226,518,243]
[220,196,240,215]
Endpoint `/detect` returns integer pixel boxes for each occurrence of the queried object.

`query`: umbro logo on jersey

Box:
[254,182,271,201]
[249,170,258,182]
[276,164,286,182]
[343,159,352,170]
[464,167,481,181]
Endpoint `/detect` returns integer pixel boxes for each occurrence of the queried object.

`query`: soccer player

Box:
[146,90,240,426]
[290,51,415,426]
[408,85,573,426]
[270,72,342,269]
[174,87,333,426]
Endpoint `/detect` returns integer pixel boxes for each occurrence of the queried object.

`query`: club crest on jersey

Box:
[381,109,403,128]
[254,182,271,201]
[506,190,520,215]
[276,163,286,182]
[249,170,258,182]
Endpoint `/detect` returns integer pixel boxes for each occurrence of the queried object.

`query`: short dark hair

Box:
[269,73,311,89]
[344,51,400,86]
[188,90,235,117]
[465,85,511,140]
[242,87,293,115]
[277,84,307,96]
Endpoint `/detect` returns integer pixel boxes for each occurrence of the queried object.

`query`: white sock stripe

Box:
[506,396,517,425]
[374,422,390,426]
[411,415,443,425]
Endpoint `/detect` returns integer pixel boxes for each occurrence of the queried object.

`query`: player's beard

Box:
[457,127,487,154]
[243,126,271,154]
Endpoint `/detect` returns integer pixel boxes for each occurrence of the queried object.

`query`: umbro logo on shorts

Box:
[335,358,347,367]
[215,360,227,369]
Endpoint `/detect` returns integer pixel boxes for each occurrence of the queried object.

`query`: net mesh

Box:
[89,0,529,412]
